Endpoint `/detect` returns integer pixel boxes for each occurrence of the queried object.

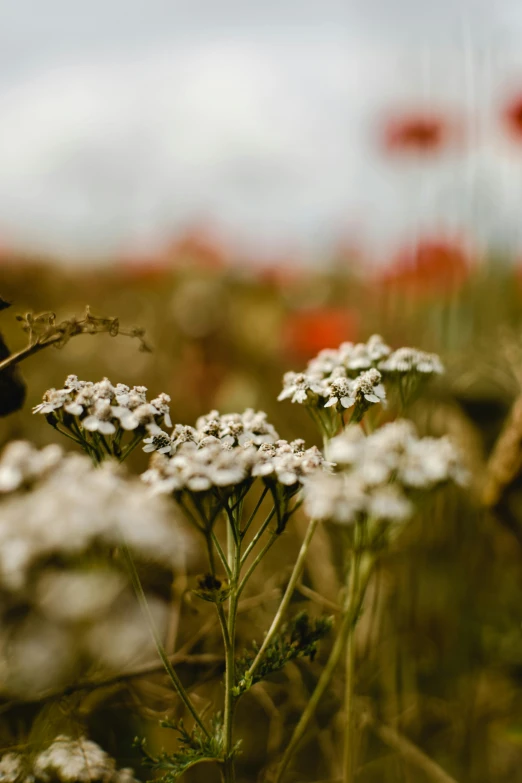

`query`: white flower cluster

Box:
[378,347,444,376]
[278,335,444,410]
[0,441,63,493]
[0,736,138,783]
[304,421,467,525]
[253,440,328,486]
[0,445,189,592]
[142,427,327,495]
[0,443,190,697]
[143,408,279,456]
[34,375,171,437]
[143,441,258,494]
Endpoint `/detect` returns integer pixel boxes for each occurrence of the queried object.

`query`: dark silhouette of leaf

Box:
[0,332,26,416]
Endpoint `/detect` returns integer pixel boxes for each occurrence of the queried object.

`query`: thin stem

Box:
[54,424,83,446]
[0,338,58,373]
[211,531,232,578]
[274,551,375,783]
[237,531,278,598]
[119,431,145,461]
[205,535,232,651]
[222,528,241,783]
[119,539,210,738]
[343,544,362,783]
[240,506,277,566]
[241,485,269,538]
[245,517,319,682]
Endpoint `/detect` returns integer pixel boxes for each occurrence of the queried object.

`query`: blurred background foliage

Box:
[2,243,522,782]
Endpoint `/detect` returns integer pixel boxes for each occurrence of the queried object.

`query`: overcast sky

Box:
[1,0,522,261]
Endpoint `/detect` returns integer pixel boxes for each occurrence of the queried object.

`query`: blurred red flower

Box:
[503,95,522,142]
[115,251,170,281]
[381,112,453,156]
[166,227,229,271]
[376,238,472,297]
[282,307,359,359]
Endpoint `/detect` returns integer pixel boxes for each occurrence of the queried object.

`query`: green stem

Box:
[211,531,232,578]
[119,431,145,461]
[245,517,319,682]
[274,551,374,783]
[343,543,362,783]
[120,539,209,738]
[241,485,269,537]
[240,506,277,566]
[237,531,278,598]
[222,527,241,783]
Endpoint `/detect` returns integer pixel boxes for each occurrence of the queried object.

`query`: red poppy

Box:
[381,112,452,156]
[375,238,472,297]
[282,307,359,359]
[503,95,522,142]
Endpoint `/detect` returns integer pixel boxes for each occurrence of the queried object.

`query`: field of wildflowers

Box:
[1,246,522,783]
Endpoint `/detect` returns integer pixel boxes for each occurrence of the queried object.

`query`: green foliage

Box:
[135,715,228,782]
[233,611,333,697]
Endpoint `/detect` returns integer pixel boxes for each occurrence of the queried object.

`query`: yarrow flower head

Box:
[304,420,467,527]
[278,335,444,436]
[277,372,324,405]
[142,409,329,533]
[0,442,193,698]
[33,375,173,461]
[0,441,63,493]
[378,347,444,376]
[252,439,330,486]
[143,408,279,457]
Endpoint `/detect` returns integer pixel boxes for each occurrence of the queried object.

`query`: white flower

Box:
[32,388,71,415]
[350,368,387,406]
[278,371,324,405]
[82,399,117,434]
[242,409,279,443]
[142,432,173,454]
[251,440,328,486]
[304,472,368,524]
[324,376,355,409]
[150,392,172,427]
[338,335,392,372]
[307,348,343,377]
[35,376,173,448]
[378,347,444,376]
[0,446,192,591]
[143,432,326,495]
[327,420,467,493]
[143,442,256,494]
[366,485,413,521]
[112,402,161,433]
[0,441,63,493]
[304,469,413,525]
